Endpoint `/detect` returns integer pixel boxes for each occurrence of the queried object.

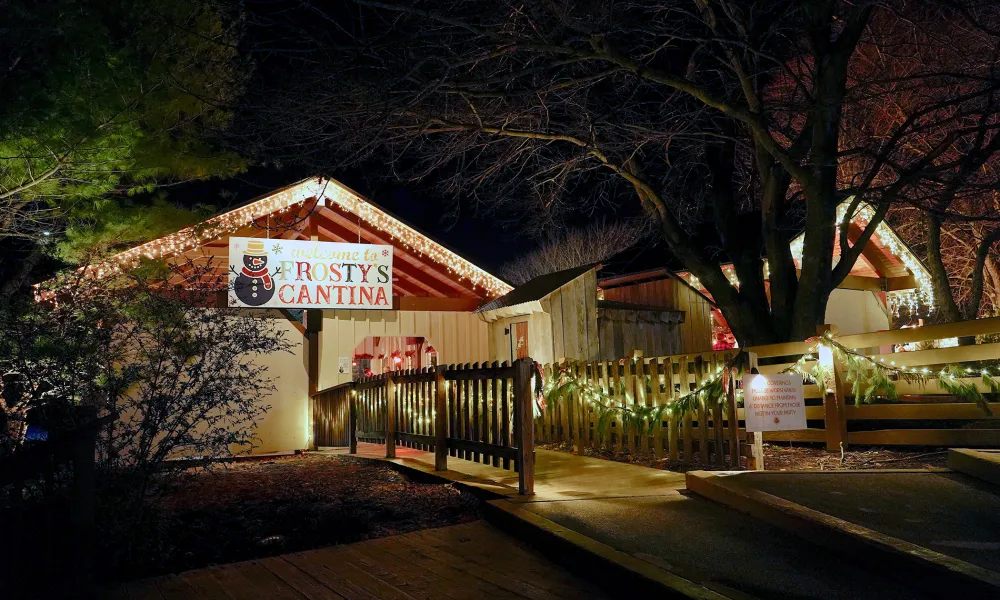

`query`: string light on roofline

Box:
[34,178,513,300]
[680,200,934,319]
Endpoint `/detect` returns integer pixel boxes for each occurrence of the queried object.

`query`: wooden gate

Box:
[311,357,535,494]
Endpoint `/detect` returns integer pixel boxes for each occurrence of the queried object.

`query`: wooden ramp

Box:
[102,521,608,600]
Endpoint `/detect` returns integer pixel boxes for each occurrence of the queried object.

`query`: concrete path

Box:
[336,444,927,599]
[720,470,1000,571]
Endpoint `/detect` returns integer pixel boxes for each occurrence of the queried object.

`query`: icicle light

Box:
[35,177,512,300]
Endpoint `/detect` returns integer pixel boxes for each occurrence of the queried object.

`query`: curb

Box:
[482,499,735,600]
[948,448,1000,486]
[686,470,1000,598]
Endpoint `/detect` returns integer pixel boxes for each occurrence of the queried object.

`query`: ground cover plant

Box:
[100,454,482,582]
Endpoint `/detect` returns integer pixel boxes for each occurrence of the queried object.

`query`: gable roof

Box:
[476,264,596,315]
[38,177,512,301]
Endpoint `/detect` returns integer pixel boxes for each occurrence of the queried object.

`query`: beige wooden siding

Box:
[546,269,599,362]
[485,269,600,364]
[601,277,714,353]
[318,309,489,388]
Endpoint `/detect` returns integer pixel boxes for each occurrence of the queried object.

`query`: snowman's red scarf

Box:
[240,265,273,290]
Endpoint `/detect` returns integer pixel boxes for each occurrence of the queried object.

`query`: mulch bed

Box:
[108,454,481,580]
[537,441,949,472]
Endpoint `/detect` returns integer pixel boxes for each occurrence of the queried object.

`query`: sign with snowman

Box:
[228,237,393,309]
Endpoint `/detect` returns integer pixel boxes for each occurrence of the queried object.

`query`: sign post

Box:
[741,372,806,471]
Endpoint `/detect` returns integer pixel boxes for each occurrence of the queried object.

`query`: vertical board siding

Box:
[601,277,714,353]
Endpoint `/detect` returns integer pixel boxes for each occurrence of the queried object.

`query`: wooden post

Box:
[434,365,448,470]
[385,374,397,459]
[349,386,358,454]
[747,352,765,471]
[725,372,741,468]
[818,324,849,452]
[513,357,535,495]
[306,308,322,450]
[69,423,99,595]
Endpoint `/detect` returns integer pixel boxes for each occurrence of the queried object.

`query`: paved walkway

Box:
[102,521,609,600]
[730,470,1000,571]
[341,443,927,599]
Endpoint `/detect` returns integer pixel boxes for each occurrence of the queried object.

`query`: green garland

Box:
[541,333,995,442]
[541,355,742,444]
[783,334,926,406]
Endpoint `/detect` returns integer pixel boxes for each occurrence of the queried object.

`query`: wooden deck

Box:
[102,521,609,599]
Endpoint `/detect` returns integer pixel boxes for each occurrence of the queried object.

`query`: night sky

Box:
[155,164,537,275]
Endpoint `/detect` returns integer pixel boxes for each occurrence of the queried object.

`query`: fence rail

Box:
[312,357,535,494]
[750,319,1000,450]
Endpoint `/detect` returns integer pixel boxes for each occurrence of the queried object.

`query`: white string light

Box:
[35,177,513,300]
[678,201,933,318]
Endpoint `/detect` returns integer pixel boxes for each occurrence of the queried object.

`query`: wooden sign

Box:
[742,373,806,432]
[228,237,392,309]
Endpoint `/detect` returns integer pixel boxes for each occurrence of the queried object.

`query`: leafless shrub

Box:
[500,220,652,285]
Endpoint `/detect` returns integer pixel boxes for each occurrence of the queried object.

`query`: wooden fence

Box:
[535,350,749,467]
[535,315,1000,464]
[312,357,535,494]
[752,317,1000,450]
[1,414,112,599]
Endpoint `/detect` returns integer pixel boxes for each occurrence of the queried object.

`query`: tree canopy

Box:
[0,0,247,294]
[235,0,1000,344]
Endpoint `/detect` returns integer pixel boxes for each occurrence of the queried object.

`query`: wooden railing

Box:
[0,414,113,599]
[536,350,747,467]
[312,357,535,494]
[751,317,1000,450]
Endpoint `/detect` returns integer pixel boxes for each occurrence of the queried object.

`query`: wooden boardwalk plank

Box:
[104,521,607,600]
[178,568,234,600]
[285,545,418,600]
[232,560,309,600]
[207,564,271,600]
[345,542,471,600]
[418,523,604,599]
[404,526,589,600]
[258,556,348,600]
[369,533,523,600]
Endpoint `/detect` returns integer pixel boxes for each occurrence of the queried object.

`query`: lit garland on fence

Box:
[35,178,513,300]
[541,330,962,434]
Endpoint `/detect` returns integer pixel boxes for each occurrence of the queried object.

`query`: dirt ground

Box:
[111,454,481,580]
[537,441,949,472]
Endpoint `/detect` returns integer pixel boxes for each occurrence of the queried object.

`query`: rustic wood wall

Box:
[600,277,714,353]
[485,269,600,364]
[543,269,600,362]
[596,308,683,360]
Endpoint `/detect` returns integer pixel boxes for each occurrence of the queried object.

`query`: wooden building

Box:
[477,266,600,365]
[46,176,510,453]
[606,202,932,352]
[478,265,690,363]
[598,269,715,353]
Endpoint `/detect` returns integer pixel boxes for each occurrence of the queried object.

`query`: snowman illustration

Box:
[231,239,276,306]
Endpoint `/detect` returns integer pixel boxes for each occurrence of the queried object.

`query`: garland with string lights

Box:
[542,356,742,444]
[540,329,997,440]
